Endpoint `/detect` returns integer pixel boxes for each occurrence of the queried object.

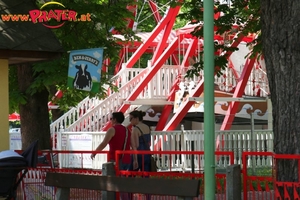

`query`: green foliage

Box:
[9,0,138,112]
[9,66,26,113]
[178,0,261,78]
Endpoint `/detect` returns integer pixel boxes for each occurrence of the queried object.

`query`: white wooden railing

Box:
[65,65,181,132]
[50,97,102,135]
[50,62,269,135]
[56,129,273,170]
[49,67,146,135]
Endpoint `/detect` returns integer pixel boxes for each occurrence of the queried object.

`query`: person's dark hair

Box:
[111,112,125,123]
[130,110,146,121]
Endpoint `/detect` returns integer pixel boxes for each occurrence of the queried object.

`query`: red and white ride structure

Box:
[50,1,269,136]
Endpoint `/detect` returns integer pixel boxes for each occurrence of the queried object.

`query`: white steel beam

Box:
[124,99,174,105]
[188,97,267,102]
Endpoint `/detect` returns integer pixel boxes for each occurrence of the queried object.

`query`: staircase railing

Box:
[51,63,269,135]
[66,67,150,132]
[50,97,101,135]
[65,64,182,132]
[50,67,144,135]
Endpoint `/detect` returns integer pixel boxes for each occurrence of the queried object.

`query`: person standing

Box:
[91,112,131,170]
[129,110,151,171]
[129,110,152,200]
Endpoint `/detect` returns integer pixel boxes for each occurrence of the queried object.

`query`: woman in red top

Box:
[91,112,131,169]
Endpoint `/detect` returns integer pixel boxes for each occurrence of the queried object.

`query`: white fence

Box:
[55,129,273,170]
[9,128,21,150]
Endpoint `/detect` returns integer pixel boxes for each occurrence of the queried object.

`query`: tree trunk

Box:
[261,0,300,197]
[17,64,51,150]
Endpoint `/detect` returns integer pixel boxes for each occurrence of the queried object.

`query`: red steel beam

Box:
[148,0,162,23]
[126,4,138,30]
[125,6,180,68]
[151,6,180,63]
[155,79,179,131]
[102,38,180,131]
[220,55,257,130]
[111,3,137,34]
[162,33,245,131]
[114,49,125,74]
[156,37,198,130]
[183,38,199,67]
[159,38,199,131]
[148,0,179,65]
[163,80,204,131]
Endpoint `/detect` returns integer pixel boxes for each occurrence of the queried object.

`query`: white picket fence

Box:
[55,129,273,170]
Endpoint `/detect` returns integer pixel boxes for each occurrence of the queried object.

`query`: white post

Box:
[180,124,187,170]
[147,60,153,98]
[57,125,64,169]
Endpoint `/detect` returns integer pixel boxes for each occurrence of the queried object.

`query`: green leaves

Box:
[178,0,261,78]
[9,0,138,113]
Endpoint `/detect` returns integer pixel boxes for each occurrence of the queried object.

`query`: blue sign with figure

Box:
[68,48,104,93]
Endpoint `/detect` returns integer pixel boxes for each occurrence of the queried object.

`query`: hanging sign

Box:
[67,48,104,93]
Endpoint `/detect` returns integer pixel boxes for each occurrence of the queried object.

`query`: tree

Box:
[261,0,300,187]
[9,0,137,149]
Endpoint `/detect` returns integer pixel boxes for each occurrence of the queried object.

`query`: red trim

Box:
[114,49,125,74]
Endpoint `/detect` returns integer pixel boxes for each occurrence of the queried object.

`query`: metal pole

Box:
[191,141,195,173]
[204,0,215,199]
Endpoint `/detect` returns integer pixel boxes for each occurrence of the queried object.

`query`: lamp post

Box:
[203,0,216,199]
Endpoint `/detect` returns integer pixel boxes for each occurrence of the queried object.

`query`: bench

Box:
[45,166,200,200]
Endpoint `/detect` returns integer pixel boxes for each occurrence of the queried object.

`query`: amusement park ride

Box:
[49,1,270,136]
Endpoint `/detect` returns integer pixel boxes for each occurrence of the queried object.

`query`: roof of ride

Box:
[113,23,204,47]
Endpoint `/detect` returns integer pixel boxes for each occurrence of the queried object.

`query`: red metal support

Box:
[162,33,245,131]
[220,55,257,130]
[148,0,162,23]
[163,80,204,131]
[125,6,180,68]
[102,38,180,131]
[111,3,137,34]
[126,4,138,30]
[182,38,199,68]
[228,57,240,80]
[156,37,198,130]
[155,78,179,130]
[114,49,125,74]
[151,6,180,64]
